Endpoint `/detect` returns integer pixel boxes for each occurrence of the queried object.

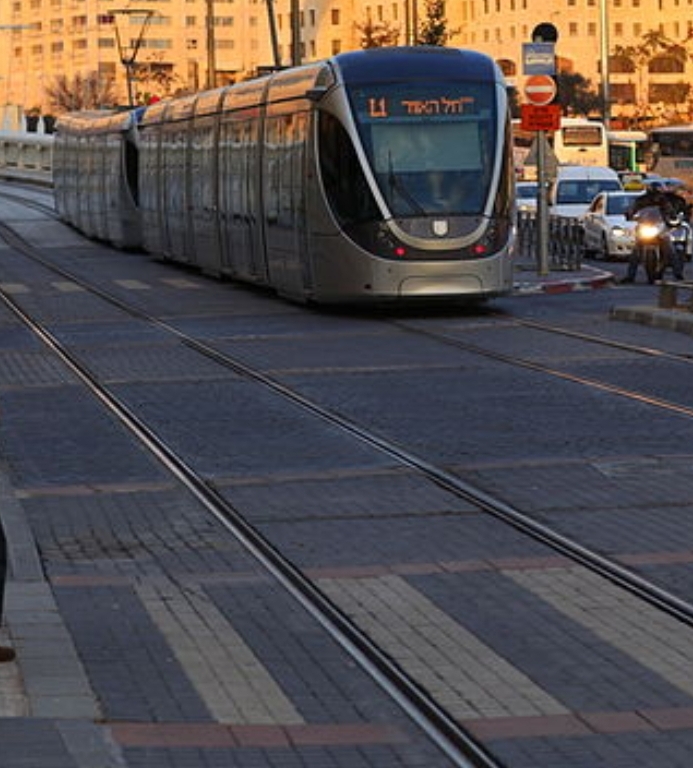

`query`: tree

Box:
[45,72,118,112]
[355,16,400,48]
[555,72,601,117]
[416,0,459,46]
[133,54,184,103]
[613,28,688,118]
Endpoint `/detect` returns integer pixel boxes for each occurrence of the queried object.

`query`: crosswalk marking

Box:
[137,578,304,725]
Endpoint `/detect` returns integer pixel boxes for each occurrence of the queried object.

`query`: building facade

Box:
[1,0,693,123]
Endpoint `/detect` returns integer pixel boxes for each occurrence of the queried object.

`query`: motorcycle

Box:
[632,206,688,283]
[668,211,692,263]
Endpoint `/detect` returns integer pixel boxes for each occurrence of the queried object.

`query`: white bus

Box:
[513,118,609,179]
[648,125,693,187]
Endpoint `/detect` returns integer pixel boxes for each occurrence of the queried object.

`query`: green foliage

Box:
[555,71,602,117]
[416,0,459,46]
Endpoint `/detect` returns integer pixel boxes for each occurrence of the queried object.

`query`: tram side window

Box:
[318,112,379,225]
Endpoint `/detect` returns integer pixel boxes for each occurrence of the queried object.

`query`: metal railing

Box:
[516,210,583,271]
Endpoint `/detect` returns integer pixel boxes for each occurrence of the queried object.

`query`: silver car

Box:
[582,190,643,260]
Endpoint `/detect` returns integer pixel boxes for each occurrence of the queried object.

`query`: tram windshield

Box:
[349,82,497,217]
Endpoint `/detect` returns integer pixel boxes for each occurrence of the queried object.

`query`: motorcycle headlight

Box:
[638,223,662,239]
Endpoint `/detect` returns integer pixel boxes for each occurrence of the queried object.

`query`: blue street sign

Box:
[522,42,556,75]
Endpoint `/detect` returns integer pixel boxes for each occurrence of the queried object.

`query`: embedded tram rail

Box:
[3,188,693,766]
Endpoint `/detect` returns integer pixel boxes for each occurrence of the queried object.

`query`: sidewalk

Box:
[513,253,693,336]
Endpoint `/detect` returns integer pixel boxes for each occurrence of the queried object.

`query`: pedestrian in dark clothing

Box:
[0,518,16,662]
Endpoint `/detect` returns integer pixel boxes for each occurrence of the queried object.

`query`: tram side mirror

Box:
[306,87,328,102]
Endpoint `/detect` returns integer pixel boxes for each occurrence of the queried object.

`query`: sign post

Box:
[523,24,559,276]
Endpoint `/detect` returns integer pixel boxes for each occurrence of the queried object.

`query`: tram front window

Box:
[349,83,497,218]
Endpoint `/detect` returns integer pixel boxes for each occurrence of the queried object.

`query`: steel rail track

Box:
[3,216,693,625]
[3,207,693,761]
[0,214,503,767]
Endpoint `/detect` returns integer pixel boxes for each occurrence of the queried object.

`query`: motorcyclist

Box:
[621,180,687,283]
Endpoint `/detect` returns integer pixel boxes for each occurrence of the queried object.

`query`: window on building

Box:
[331,38,341,53]
[611,83,635,102]
[187,38,198,48]
[331,8,340,23]
[650,82,688,102]
[569,22,578,34]
[649,54,685,73]
[610,54,635,73]
[140,38,172,49]
[614,22,623,35]
[185,16,196,25]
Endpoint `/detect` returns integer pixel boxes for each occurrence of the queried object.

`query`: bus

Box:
[513,117,609,179]
[648,125,693,187]
[607,130,648,173]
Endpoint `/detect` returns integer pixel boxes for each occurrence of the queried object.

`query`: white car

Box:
[582,190,643,260]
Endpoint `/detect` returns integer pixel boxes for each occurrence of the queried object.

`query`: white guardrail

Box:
[0,131,54,187]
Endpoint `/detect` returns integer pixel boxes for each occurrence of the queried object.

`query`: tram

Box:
[54,47,516,304]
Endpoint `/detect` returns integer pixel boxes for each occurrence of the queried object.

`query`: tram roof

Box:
[333,46,499,83]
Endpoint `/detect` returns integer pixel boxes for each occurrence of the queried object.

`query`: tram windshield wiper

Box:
[387,152,427,216]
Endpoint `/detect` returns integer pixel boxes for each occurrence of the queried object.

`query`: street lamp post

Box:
[205,0,216,89]
[599,0,611,126]
[106,8,154,107]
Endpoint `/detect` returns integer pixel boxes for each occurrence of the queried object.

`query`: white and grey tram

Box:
[54,46,516,304]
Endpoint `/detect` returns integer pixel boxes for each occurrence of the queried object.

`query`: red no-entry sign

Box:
[524,75,557,106]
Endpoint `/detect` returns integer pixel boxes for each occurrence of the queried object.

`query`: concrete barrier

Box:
[0,131,53,186]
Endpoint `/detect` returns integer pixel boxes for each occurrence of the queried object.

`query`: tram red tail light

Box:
[472,243,488,256]
[394,246,407,257]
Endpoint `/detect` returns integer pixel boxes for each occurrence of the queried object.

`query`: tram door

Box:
[262,107,312,298]
[190,103,222,275]
[218,113,266,284]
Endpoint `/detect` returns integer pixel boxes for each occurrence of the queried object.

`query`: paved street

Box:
[2,191,693,767]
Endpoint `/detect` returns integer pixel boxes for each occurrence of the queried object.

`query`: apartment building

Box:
[1,0,692,120]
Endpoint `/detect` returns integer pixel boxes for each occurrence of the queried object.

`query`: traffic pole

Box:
[537,131,550,276]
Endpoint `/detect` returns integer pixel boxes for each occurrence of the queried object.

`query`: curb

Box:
[513,266,616,295]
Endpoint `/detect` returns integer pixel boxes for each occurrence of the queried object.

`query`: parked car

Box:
[516,181,538,213]
[582,190,643,260]
[549,165,623,219]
